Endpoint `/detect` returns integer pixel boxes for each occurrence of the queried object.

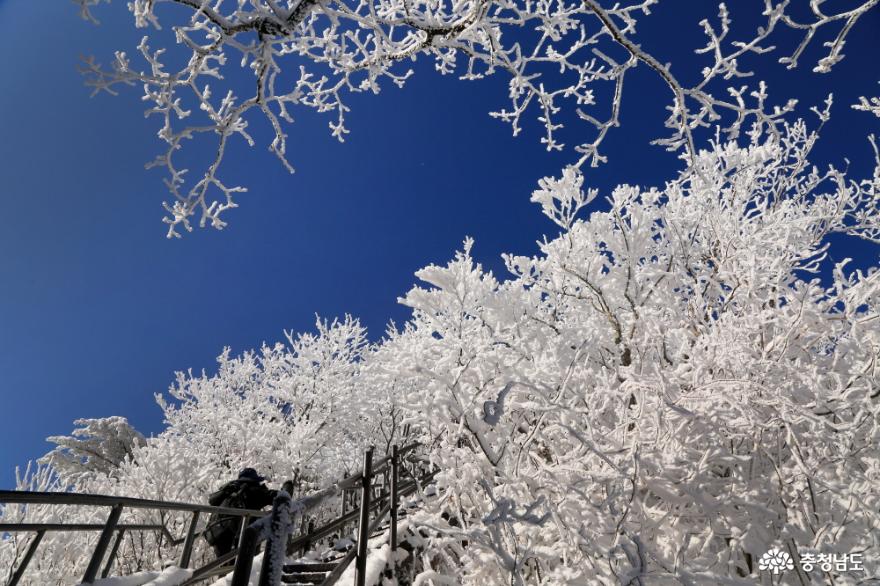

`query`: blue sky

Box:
[0,1,878,487]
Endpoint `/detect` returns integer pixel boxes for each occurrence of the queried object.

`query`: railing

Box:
[0,490,270,585]
[324,445,438,586]
[223,443,437,586]
[1,443,437,586]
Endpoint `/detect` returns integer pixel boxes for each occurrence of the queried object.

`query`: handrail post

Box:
[179,511,201,568]
[258,486,293,586]
[298,517,314,557]
[354,447,374,586]
[341,472,349,517]
[83,504,123,583]
[102,528,127,578]
[9,530,45,586]
[231,524,261,586]
[238,515,249,549]
[390,444,399,554]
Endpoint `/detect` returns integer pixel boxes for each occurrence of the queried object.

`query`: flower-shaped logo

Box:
[759,548,795,575]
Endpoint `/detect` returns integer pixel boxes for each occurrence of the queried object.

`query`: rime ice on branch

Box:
[388,120,880,583]
[75,0,879,236]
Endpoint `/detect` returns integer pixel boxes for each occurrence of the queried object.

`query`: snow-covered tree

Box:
[386,119,880,583]
[72,0,879,236]
[6,3,879,583]
[6,122,879,581]
[40,416,146,486]
[1,464,66,586]
[1,315,398,584]
[152,314,375,490]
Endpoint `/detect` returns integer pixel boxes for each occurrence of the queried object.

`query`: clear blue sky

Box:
[1,1,877,487]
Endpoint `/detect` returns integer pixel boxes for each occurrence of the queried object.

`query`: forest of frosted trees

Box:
[2,0,880,584]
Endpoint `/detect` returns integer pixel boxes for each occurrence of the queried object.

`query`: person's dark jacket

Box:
[204,478,277,546]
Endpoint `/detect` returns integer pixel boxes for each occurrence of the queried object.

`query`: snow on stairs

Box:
[281,561,340,585]
[281,508,412,585]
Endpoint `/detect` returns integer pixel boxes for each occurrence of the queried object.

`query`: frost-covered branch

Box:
[73,0,878,234]
[853,81,880,117]
[41,417,146,484]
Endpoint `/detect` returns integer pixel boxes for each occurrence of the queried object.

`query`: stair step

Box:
[282,573,329,584]
[283,562,339,573]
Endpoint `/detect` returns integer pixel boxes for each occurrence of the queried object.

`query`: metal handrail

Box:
[1,523,167,532]
[1,442,431,586]
[0,490,269,518]
[0,490,270,585]
[282,468,433,558]
[213,443,434,586]
[301,442,419,497]
[321,468,439,586]
[181,548,239,585]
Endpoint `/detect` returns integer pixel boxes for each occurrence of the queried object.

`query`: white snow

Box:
[146,567,193,585]
[335,518,411,586]
[76,566,192,586]
[75,572,160,586]
[336,544,392,586]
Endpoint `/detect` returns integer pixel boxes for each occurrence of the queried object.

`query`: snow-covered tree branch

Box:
[854,81,880,117]
[74,0,879,236]
[40,417,146,485]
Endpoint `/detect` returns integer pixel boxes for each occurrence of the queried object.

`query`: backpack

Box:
[203,482,249,545]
